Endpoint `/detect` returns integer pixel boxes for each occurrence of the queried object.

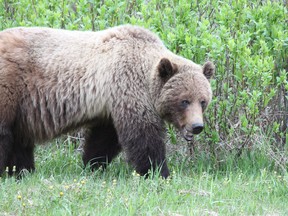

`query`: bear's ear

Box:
[203,61,215,80]
[157,58,178,80]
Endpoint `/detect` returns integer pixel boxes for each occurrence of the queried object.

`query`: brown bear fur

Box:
[0,25,214,178]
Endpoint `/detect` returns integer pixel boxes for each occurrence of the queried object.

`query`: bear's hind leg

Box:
[0,129,35,177]
[82,121,121,171]
[9,144,35,176]
[0,127,13,175]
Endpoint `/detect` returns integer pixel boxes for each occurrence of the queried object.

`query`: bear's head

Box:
[154,58,215,141]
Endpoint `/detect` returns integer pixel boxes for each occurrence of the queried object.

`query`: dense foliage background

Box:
[0,1,287,215]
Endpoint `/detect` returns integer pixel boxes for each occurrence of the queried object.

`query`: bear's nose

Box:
[192,123,204,134]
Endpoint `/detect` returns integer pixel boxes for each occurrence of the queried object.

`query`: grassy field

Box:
[0,142,287,215]
[0,0,287,215]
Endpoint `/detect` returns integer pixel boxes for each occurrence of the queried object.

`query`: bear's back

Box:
[0,25,166,77]
[1,25,164,52]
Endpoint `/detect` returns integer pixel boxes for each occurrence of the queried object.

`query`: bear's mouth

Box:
[182,128,194,141]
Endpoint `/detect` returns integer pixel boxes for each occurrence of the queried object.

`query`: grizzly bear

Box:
[0,25,214,178]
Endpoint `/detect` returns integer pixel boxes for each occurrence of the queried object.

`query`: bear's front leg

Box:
[125,128,169,178]
[113,112,170,178]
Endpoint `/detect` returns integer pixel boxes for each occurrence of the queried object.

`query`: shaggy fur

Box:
[0,25,214,178]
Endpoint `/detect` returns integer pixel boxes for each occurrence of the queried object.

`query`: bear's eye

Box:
[201,100,206,110]
[181,100,190,108]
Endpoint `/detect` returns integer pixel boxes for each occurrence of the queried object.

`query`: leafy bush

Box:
[1,0,287,170]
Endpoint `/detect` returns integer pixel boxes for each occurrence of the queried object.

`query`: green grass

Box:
[0,141,287,215]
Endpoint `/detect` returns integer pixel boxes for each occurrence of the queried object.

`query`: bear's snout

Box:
[191,123,204,134]
[182,122,204,141]
[181,104,205,140]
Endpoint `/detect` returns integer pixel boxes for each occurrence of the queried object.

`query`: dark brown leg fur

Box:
[82,120,121,170]
[112,112,170,178]
[0,126,13,175]
[7,145,35,176]
[122,126,170,178]
[0,126,35,177]
[0,72,35,177]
